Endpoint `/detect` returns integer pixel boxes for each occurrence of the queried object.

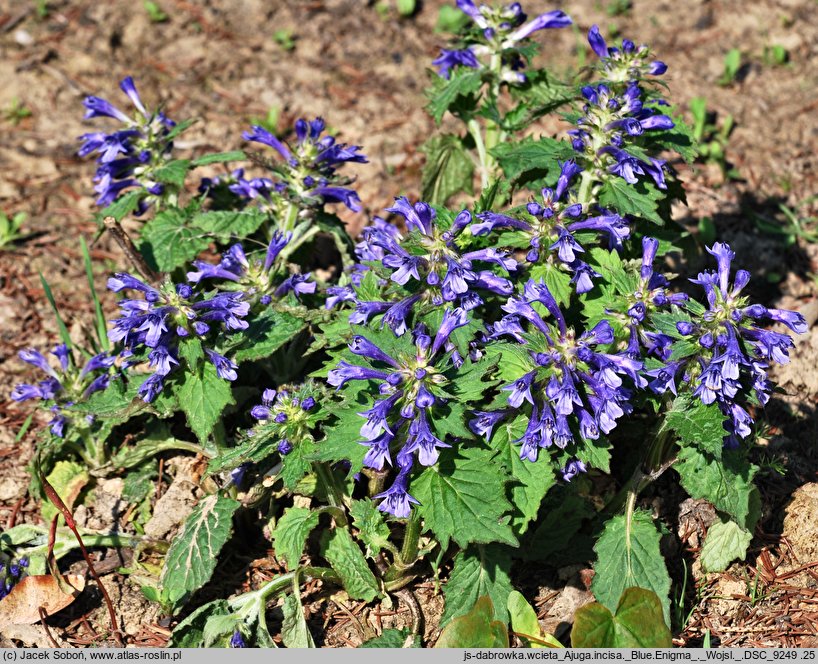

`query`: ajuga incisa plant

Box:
[5,0,807,649]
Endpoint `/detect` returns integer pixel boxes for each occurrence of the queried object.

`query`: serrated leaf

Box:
[273,507,320,571]
[412,447,517,549]
[576,437,613,474]
[435,596,509,648]
[489,414,556,535]
[153,159,191,188]
[420,134,475,206]
[529,262,572,307]
[165,118,196,141]
[139,208,211,272]
[227,309,306,363]
[96,190,144,222]
[426,69,483,124]
[700,519,752,573]
[350,499,391,557]
[191,209,267,242]
[442,545,513,627]
[522,492,595,562]
[674,446,758,528]
[161,494,240,609]
[490,136,575,183]
[591,511,671,625]
[168,600,231,648]
[360,628,419,648]
[664,395,728,458]
[481,342,536,383]
[598,178,665,225]
[281,592,315,648]
[320,528,380,602]
[174,361,235,444]
[192,151,247,167]
[279,439,318,490]
[572,587,672,647]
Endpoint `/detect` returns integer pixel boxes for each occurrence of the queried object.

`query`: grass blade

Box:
[38,272,72,349]
[80,237,110,351]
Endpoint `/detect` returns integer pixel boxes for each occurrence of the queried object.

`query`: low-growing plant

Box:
[5,0,807,648]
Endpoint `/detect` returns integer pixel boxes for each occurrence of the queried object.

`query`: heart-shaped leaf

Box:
[434,595,509,648]
[572,587,672,648]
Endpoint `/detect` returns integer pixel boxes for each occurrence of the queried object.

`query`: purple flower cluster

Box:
[0,556,28,599]
[187,231,315,305]
[337,199,515,334]
[107,274,249,402]
[328,309,469,516]
[568,81,674,191]
[11,345,116,437]
[240,117,367,213]
[474,279,642,471]
[78,76,176,211]
[433,2,572,83]
[474,160,629,292]
[648,243,807,447]
[623,237,689,361]
[588,24,668,84]
[248,385,318,458]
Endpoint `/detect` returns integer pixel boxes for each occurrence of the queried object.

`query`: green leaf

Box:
[38,273,72,349]
[435,596,509,648]
[227,309,306,363]
[273,507,320,571]
[481,342,536,383]
[161,494,240,609]
[591,511,671,625]
[576,437,613,474]
[281,591,315,648]
[96,190,144,222]
[174,361,235,444]
[153,159,191,188]
[350,499,391,558]
[442,545,513,627]
[508,590,562,648]
[41,461,89,522]
[674,446,759,529]
[489,414,556,535]
[572,587,673,647]
[191,209,267,242]
[164,118,197,141]
[192,150,247,167]
[315,388,370,474]
[529,262,572,307]
[664,395,729,458]
[320,528,380,602]
[522,492,595,562]
[279,439,318,491]
[598,178,665,225]
[360,628,419,648]
[412,447,517,549]
[426,69,483,124]
[139,208,211,272]
[168,600,231,647]
[490,136,574,183]
[700,518,752,573]
[420,134,475,206]
[510,71,575,123]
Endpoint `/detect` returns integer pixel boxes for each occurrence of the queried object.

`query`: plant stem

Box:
[468,119,491,190]
[577,170,596,208]
[313,462,348,524]
[399,510,422,568]
[281,201,300,233]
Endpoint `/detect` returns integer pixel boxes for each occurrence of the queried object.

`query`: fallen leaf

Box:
[0,575,85,629]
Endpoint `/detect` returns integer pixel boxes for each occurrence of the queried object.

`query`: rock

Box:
[0,477,25,502]
[540,585,594,638]
[783,483,818,563]
[143,457,201,539]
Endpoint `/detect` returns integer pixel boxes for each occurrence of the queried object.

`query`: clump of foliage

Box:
[4,0,805,649]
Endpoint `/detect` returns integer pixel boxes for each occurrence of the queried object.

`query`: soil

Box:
[1,0,817,649]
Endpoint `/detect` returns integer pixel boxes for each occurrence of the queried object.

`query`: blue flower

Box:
[649,242,806,446]
[108,275,248,401]
[240,117,367,213]
[476,279,641,462]
[78,77,177,211]
[587,25,668,82]
[11,345,117,438]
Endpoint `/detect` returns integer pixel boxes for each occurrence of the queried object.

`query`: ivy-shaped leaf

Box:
[664,394,729,458]
[441,544,513,627]
[490,136,575,183]
[591,510,671,625]
[572,587,672,647]
[350,499,391,558]
[700,518,752,573]
[412,447,517,549]
[360,628,419,648]
[191,209,267,243]
[426,69,483,124]
[161,494,240,609]
[226,309,306,363]
[153,159,191,188]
